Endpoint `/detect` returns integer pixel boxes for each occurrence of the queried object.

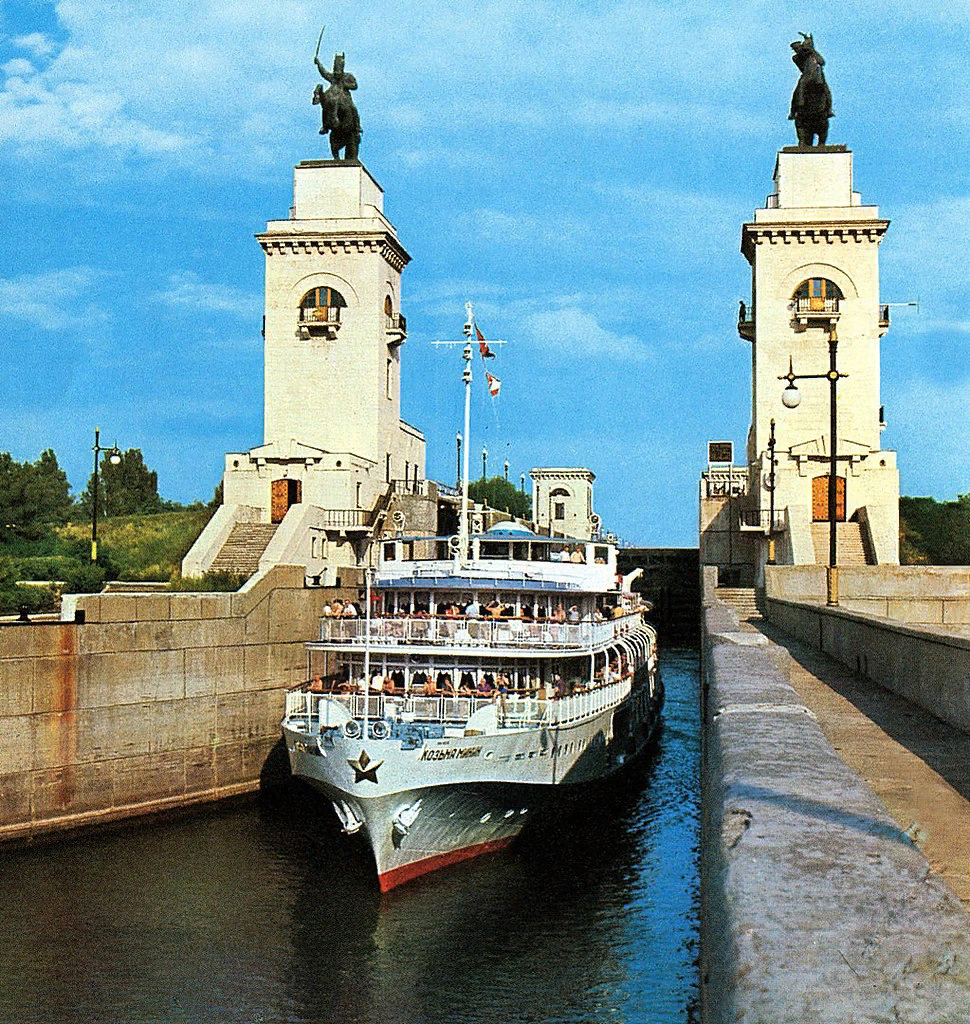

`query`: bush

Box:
[0,583,58,615]
[168,570,245,593]
[61,562,107,595]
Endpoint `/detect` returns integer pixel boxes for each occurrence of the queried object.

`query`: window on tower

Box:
[298,286,347,339]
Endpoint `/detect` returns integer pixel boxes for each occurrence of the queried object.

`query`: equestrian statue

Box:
[312,28,361,161]
[788,33,833,147]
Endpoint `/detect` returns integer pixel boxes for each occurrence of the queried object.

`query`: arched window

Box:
[792,278,843,315]
[299,286,347,337]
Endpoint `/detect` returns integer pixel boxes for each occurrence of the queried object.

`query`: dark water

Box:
[0,650,699,1024]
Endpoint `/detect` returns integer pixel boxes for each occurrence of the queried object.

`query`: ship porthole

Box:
[344,720,361,739]
[371,720,390,740]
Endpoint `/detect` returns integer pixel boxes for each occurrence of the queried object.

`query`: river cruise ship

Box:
[281,522,663,891]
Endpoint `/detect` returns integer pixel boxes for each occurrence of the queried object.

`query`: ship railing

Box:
[317,612,645,650]
[284,677,633,733]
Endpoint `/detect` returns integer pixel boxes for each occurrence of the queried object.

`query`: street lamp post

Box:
[456,432,462,489]
[481,445,488,480]
[766,418,777,565]
[779,327,847,605]
[503,458,509,481]
[91,427,122,563]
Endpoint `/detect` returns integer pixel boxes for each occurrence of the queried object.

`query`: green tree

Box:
[899,494,970,565]
[77,448,162,518]
[468,476,532,519]
[0,449,72,542]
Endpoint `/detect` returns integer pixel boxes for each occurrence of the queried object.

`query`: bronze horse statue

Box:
[788,33,833,146]
[313,52,361,161]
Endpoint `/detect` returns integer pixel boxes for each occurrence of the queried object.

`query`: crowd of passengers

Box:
[321,597,631,623]
[306,654,635,700]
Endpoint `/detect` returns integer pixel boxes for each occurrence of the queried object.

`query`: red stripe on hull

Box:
[378,835,517,892]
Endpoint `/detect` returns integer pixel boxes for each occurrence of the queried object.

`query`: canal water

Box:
[0,650,699,1024]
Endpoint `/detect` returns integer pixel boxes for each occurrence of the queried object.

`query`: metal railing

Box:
[702,467,747,498]
[316,611,647,650]
[739,509,787,533]
[284,676,632,733]
[317,509,373,528]
[793,296,840,315]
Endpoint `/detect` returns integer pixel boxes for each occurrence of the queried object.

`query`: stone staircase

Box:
[207,523,278,578]
[715,586,765,627]
[811,521,871,566]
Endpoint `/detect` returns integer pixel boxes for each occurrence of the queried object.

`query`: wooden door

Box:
[812,475,845,522]
[271,478,302,524]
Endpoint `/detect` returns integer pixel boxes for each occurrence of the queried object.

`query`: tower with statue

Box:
[700,35,900,593]
[183,37,435,587]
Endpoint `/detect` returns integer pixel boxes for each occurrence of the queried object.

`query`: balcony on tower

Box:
[791,278,842,329]
[299,286,345,340]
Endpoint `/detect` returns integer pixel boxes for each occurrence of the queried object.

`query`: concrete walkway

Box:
[758,617,970,905]
[702,590,970,1021]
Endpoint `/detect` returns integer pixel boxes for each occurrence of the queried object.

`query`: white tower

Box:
[740,146,899,568]
[531,468,598,540]
[183,161,427,582]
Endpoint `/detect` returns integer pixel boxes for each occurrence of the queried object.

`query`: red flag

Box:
[476,324,495,358]
[486,371,501,397]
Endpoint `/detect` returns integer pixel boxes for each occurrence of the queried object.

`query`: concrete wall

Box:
[700,572,970,1021]
[766,595,970,735]
[766,564,970,623]
[0,565,329,843]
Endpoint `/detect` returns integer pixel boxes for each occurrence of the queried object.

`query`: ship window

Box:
[299,286,347,325]
[383,542,396,561]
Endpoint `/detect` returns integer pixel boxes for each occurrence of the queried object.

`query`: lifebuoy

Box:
[344,719,361,739]
[371,719,390,740]
[448,534,461,552]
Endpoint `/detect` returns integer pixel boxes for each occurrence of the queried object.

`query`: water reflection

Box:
[0,650,698,1024]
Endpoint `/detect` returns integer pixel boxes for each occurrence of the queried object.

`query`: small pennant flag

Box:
[486,371,501,397]
[476,324,495,358]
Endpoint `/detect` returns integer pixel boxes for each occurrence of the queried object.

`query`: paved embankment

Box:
[700,587,970,1022]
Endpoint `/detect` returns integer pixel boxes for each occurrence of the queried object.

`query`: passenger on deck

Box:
[309,674,325,693]
[477,674,495,697]
[424,674,439,696]
[485,599,502,619]
[437,672,454,695]
[342,602,359,618]
[411,670,428,694]
[464,598,481,618]
[570,547,585,563]
[553,604,566,623]
[567,605,580,623]
[331,600,344,618]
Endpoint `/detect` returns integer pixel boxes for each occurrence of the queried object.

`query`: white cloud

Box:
[524,307,649,363]
[153,272,261,318]
[12,33,55,59]
[0,267,102,328]
[3,58,36,77]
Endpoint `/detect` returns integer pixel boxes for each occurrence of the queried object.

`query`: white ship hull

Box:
[283,671,662,890]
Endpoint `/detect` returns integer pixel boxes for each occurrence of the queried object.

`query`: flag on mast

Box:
[476,324,495,359]
[486,371,501,397]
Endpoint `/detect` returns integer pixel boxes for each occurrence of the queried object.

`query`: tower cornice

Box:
[741,219,889,263]
[255,231,412,271]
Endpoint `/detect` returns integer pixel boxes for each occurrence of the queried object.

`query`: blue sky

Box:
[0,1,966,547]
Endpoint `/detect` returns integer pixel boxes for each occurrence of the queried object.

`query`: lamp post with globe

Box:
[778,326,847,605]
[91,427,122,563]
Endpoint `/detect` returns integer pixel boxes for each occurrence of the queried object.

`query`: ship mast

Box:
[457,303,475,569]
